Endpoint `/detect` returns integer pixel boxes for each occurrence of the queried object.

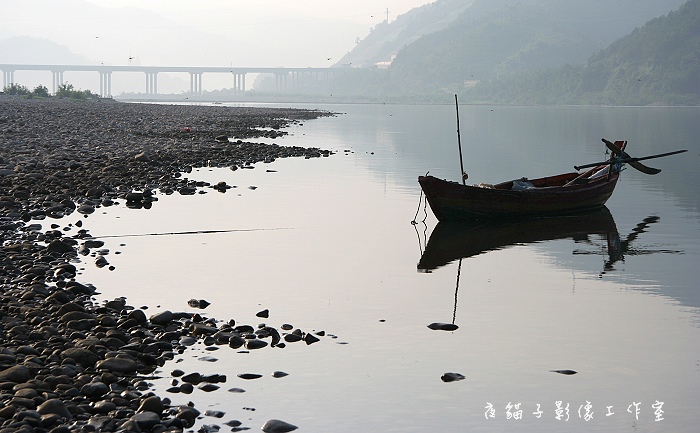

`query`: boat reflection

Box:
[417,207,623,272]
[573,214,683,275]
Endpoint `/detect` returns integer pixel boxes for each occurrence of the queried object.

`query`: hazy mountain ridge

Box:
[383,0,687,86]
[0,36,90,65]
[331,0,696,105]
[469,0,700,105]
[336,0,474,67]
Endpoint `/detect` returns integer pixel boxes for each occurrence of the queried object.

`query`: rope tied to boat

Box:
[411,188,428,226]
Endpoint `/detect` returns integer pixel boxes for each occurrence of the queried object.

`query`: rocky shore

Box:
[0,96,335,432]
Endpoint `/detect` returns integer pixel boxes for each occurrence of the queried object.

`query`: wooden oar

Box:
[574,149,688,172]
[603,138,662,175]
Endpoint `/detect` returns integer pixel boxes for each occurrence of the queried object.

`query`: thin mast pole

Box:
[455,94,466,185]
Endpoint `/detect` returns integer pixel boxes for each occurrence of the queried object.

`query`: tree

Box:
[3,83,30,95]
[55,83,98,100]
[33,85,49,97]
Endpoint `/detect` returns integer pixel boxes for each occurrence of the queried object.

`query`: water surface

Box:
[69,103,700,432]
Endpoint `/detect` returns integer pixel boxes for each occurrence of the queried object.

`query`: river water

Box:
[71,103,699,432]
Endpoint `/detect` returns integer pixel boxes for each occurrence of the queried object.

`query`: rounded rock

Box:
[261,419,298,433]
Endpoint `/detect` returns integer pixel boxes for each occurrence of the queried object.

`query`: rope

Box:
[411,189,428,225]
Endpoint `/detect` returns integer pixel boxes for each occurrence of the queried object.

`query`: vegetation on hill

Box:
[327,0,697,105]
[465,0,700,105]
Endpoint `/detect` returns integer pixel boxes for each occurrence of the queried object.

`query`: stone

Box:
[137,396,164,414]
[304,333,320,345]
[261,419,298,433]
[181,372,203,384]
[150,310,174,326]
[427,322,459,331]
[199,383,220,392]
[60,347,101,368]
[95,358,140,374]
[175,405,201,427]
[244,339,268,350]
[441,372,465,382]
[227,388,246,393]
[0,365,31,383]
[130,411,161,430]
[46,239,74,253]
[80,381,109,398]
[77,204,95,215]
[127,309,148,325]
[37,399,72,420]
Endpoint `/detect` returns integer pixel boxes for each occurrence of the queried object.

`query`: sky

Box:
[2,0,434,67]
[1,0,435,93]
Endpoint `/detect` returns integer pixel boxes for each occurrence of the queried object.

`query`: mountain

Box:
[576,0,700,105]
[335,0,474,68]
[469,0,700,105]
[339,0,686,88]
[398,0,686,87]
[0,36,90,64]
[328,0,697,105]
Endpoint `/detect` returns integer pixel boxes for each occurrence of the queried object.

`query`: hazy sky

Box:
[1,0,437,92]
[2,0,435,67]
[101,0,435,27]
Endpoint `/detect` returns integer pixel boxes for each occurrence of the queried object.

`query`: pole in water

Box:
[455,94,466,185]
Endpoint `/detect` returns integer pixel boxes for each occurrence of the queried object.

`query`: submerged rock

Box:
[441,372,466,382]
[261,419,298,433]
[427,322,459,331]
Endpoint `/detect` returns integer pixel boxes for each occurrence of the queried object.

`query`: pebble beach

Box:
[0,96,334,433]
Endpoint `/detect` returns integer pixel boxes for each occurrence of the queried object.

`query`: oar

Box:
[574,149,688,171]
[603,138,662,175]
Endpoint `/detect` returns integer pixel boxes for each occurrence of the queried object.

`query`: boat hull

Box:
[418,172,619,221]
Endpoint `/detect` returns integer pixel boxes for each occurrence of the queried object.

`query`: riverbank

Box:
[0,96,334,432]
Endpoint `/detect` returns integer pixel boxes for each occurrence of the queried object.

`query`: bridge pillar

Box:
[232,73,246,93]
[189,72,202,94]
[99,71,112,98]
[51,71,64,94]
[2,70,15,88]
[275,72,289,92]
[145,72,158,94]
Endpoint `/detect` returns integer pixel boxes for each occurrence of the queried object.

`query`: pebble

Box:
[261,419,299,433]
[427,322,459,331]
[0,96,337,433]
[550,369,578,375]
[441,372,466,382]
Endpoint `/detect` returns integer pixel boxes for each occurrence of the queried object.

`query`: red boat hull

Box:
[418,172,619,221]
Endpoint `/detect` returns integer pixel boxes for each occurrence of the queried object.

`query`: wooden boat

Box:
[418,138,687,221]
[419,167,619,221]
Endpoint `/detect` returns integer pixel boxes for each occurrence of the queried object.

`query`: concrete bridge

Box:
[0,64,337,97]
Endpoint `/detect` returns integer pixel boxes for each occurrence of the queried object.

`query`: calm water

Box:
[64,103,699,432]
